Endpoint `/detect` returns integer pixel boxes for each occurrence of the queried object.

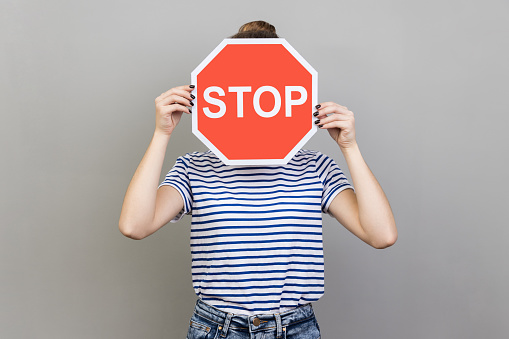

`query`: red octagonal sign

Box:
[191,39,317,165]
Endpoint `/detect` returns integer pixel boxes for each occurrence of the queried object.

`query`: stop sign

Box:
[191,38,317,165]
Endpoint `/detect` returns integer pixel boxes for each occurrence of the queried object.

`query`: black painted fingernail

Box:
[190,94,195,99]
[313,112,319,116]
[315,104,321,109]
[189,109,192,113]
[314,119,321,124]
[189,101,194,106]
[318,124,323,128]
[189,85,195,89]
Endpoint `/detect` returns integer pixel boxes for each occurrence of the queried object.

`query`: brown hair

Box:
[230,20,279,39]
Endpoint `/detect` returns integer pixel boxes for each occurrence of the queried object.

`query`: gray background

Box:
[1,0,508,338]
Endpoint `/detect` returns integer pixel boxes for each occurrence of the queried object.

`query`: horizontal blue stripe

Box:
[193,201,320,211]
[196,283,324,290]
[190,173,319,185]
[192,253,323,262]
[192,268,324,276]
[200,296,321,306]
[188,169,317,181]
[194,195,321,203]
[201,290,323,304]
[200,297,313,305]
[191,223,321,233]
[198,296,323,307]
[188,162,315,175]
[191,238,322,247]
[193,275,323,283]
[193,183,321,191]
[201,297,290,304]
[192,261,323,269]
[301,296,321,301]
[193,208,320,218]
[191,245,322,254]
[191,231,321,240]
[202,304,262,313]
[188,161,313,172]
[180,149,316,166]
[197,303,315,313]
[193,187,322,196]
[191,216,322,226]
[188,151,313,163]
[188,155,314,168]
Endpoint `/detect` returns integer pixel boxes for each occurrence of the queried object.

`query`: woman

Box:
[119,21,397,339]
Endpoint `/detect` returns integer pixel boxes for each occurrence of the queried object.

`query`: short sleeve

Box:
[314,151,355,215]
[158,155,193,222]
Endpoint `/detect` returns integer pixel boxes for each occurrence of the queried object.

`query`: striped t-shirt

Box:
[158,149,353,315]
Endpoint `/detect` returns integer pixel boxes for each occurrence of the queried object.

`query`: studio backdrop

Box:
[1,0,508,338]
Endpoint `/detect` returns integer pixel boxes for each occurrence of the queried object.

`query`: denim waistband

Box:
[193,298,316,337]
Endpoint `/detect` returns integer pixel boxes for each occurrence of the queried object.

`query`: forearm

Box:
[119,131,171,238]
[340,143,397,247]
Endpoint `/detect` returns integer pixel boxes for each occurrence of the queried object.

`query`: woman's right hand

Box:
[154,85,194,136]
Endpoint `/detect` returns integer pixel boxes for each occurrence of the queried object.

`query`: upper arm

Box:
[138,185,184,239]
[155,185,185,227]
[327,188,371,245]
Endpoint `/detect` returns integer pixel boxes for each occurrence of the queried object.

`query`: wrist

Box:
[339,142,359,155]
[153,129,172,143]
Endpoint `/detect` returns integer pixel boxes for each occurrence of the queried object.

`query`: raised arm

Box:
[118,85,194,240]
[314,102,397,249]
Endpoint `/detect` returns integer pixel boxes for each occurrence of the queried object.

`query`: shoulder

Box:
[298,149,341,180]
[297,149,330,164]
[285,150,331,175]
[178,150,223,168]
[179,150,212,160]
[295,149,320,159]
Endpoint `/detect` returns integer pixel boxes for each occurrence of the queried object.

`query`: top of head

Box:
[230,20,279,39]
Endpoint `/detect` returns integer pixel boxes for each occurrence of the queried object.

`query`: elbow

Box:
[118,220,144,240]
[371,230,398,249]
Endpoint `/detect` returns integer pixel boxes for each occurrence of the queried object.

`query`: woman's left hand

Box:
[314,102,357,149]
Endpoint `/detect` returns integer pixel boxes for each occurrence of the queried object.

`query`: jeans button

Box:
[253,317,260,326]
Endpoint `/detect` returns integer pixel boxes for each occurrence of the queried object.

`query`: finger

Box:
[163,89,194,103]
[317,101,349,111]
[314,105,352,119]
[318,119,350,130]
[160,93,194,107]
[315,102,348,113]
[314,113,353,127]
[315,102,335,110]
[162,102,192,115]
[314,115,352,128]
[156,85,195,102]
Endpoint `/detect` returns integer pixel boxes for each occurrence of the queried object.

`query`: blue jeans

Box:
[186,298,321,339]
